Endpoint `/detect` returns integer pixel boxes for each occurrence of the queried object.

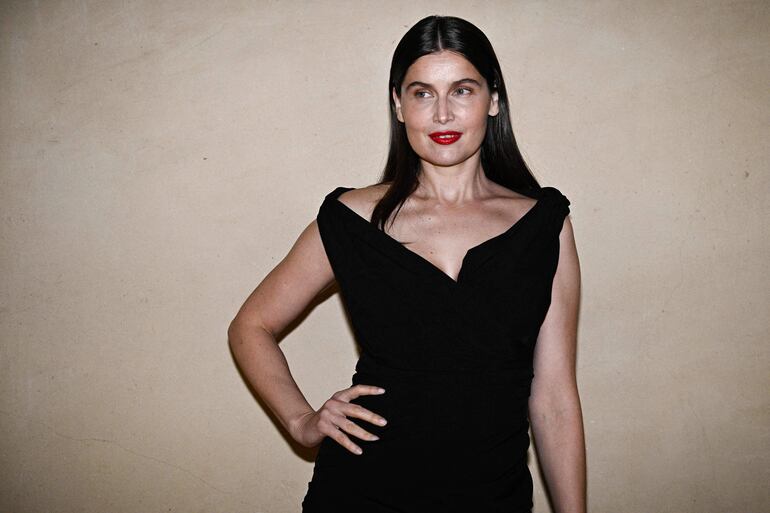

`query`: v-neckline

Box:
[329,186,543,286]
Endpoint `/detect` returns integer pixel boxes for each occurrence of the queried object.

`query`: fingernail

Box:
[376,388,386,393]
[354,447,363,455]
[378,418,387,425]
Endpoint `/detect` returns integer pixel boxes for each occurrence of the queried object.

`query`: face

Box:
[392,50,499,169]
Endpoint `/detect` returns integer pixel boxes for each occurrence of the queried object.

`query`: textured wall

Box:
[1,1,768,512]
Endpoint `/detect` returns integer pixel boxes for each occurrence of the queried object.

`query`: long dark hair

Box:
[371,15,541,231]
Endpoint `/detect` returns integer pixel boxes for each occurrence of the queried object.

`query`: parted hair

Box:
[372,14,541,231]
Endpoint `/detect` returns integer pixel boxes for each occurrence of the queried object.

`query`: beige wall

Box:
[1,1,768,512]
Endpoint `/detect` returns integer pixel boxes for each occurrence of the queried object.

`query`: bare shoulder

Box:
[488,181,538,216]
[337,183,391,221]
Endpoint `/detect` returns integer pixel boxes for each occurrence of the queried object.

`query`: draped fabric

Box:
[302,185,571,513]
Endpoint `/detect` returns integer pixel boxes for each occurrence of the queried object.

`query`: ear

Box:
[392,87,404,123]
[488,89,499,117]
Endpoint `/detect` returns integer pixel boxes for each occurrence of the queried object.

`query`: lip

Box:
[429,131,462,145]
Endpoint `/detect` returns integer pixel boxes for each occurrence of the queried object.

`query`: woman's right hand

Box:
[290,384,388,455]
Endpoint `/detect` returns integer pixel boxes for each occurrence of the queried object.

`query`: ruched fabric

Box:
[301,185,571,513]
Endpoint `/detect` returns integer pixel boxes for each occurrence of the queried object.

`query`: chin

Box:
[420,153,472,168]
[422,144,478,162]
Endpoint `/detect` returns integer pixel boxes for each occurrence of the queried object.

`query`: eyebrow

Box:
[405,78,482,90]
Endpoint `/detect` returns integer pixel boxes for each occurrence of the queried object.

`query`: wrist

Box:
[287,409,315,439]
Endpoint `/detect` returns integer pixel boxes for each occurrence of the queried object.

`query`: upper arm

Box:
[529,215,582,408]
[228,218,336,338]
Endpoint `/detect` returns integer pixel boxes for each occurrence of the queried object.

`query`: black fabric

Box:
[302,185,571,513]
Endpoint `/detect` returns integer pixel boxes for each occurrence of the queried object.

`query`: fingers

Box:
[322,384,388,455]
[345,402,388,428]
[338,411,381,442]
[335,415,379,454]
[327,419,365,455]
[333,384,386,401]
[341,384,388,428]
[317,408,371,455]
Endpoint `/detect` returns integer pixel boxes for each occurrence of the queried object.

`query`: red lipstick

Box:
[429,131,462,145]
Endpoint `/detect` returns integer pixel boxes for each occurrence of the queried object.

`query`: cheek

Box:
[467,104,492,126]
[401,105,430,124]
[401,113,430,139]
[400,101,489,138]
[403,125,427,150]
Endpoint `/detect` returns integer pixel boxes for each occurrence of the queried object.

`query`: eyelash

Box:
[415,87,472,98]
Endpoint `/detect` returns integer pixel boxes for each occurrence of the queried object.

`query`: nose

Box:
[433,95,454,124]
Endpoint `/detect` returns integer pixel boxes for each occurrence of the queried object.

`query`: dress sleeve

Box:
[316,187,354,286]
[541,186,571,218]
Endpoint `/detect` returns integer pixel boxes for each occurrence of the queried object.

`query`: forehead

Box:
[403,51,482,83]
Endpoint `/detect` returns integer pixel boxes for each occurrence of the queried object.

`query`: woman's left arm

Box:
[529,215,587,513]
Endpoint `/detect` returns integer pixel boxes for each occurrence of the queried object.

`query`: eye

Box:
[456,86,472,95]
[415,90,431,98]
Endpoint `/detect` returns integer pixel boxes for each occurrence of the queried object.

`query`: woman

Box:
[228,15,586,513]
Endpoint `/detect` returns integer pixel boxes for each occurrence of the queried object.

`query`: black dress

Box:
[302,185,571,513]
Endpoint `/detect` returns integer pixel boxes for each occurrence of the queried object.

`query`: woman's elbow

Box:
[529,380,582,421]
